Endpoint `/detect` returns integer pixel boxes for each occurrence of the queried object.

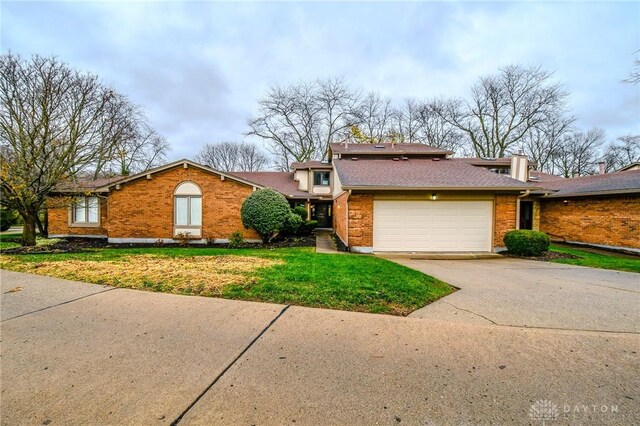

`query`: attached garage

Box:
[373,199,493,252]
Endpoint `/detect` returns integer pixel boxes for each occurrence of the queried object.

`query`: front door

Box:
[519,201,533,230]
[314,203,332,228]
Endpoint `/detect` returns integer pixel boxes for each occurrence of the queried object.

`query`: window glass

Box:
[175,197,188,225]
[74,201,86,223]
[314,171,330,186]
[87,197,99,222]
[190,197,202,226]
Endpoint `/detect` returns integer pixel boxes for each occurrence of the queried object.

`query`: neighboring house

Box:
[535,170,640,249]
[47,142,640,251]
[616,162,640,172]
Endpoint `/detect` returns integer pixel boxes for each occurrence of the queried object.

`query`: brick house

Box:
[533,170,640,250]
[48,142,640,251]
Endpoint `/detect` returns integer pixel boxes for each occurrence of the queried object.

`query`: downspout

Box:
[516,190,531,229]
[345,190,352,246]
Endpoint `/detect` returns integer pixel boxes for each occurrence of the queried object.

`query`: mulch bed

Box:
[1,234,315,255]
[501,251,581,261]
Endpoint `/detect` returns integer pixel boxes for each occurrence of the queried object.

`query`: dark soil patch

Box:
[2,235,315,255]
[331,233,349,252]
[501,251,581,261]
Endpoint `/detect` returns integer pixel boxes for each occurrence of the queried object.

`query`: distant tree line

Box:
[227,64,638,174]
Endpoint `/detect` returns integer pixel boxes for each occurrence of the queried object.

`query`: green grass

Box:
[0,233,61,251]
[550,244,640,273]
[0,233,22,250]
[0,246,454,315]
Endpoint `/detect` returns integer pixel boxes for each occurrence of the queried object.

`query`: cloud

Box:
[2,0,638,162]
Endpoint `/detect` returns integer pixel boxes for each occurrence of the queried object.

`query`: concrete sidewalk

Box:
[1,270,639,425]
[315,230,344,254]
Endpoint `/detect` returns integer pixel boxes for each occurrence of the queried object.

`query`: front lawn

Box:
[0,233,22,250]
[0,233,61,251]
[0,247,453,315]
[550,244,640,274]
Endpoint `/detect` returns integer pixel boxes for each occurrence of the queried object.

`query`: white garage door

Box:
[373,200,493,252]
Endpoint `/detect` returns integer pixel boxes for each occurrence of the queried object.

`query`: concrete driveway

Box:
[382,256,640,333]
[2,269,639,425]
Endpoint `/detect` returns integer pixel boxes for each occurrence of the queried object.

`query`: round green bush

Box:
[282,213,304,236]
[241,189,292,243]
[292,205,308,221]
[503,230,550,256]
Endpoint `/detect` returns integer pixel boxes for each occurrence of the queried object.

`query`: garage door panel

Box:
[373,200,493,252]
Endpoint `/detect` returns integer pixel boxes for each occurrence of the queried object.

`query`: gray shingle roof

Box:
[229,171,330,199]
[333,158,536,190]
[330,142,453,156]
[541,170,640,197]
[529,170,564,183]
[290,160,333,170]
[54,176,123,193]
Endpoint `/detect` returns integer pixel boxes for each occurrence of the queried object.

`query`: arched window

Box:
[174,182,202,233]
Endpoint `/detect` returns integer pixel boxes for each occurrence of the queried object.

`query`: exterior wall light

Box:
[431,193,437,201]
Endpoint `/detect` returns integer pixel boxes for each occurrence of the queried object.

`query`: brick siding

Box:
[332,192,349,246]
[540,195,640,249]
[48,197,109,236]
[494,194,517,247]
[108,166,259,240]
[347,193,374,248]
[48,165,260,241]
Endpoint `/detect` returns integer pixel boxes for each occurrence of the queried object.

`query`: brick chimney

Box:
[598,160,606,175]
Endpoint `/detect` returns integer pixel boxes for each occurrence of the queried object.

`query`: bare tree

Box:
[195,141,268,172]
[247,77,358,169]
[552,128,605,177]
[350,91,395,143]
[623,51,640,84]
[92,94,168,177]
[313,78,360,154]
[431,65,569,158]
[416,102,468,154]
[519,114,575,173]
[394,99,422,144]
[601,135,640,172]
[0,53,156,245]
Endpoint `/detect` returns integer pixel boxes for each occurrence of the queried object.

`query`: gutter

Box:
[542,188,640,198]
[341,185,541,191]
[345,190,351,246]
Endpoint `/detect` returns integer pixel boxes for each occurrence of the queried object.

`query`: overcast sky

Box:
[2,1,639,161]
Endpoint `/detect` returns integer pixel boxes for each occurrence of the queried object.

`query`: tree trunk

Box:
[36,212,47,239]
[22,214,37,246]
[44,209,49,237]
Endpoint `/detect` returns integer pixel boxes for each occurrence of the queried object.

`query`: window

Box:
[489,167,510,175]
[313,171,330,186]
[174,182,202,227]
[72,196,99,224]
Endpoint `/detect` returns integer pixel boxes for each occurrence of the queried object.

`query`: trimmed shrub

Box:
[0,208,18,232]
[282,213,304,236]
[503,230,550,256]
[292,206,308,221]
[241,189,291,243]
[304,220,318,234]
[228,231,245,248]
